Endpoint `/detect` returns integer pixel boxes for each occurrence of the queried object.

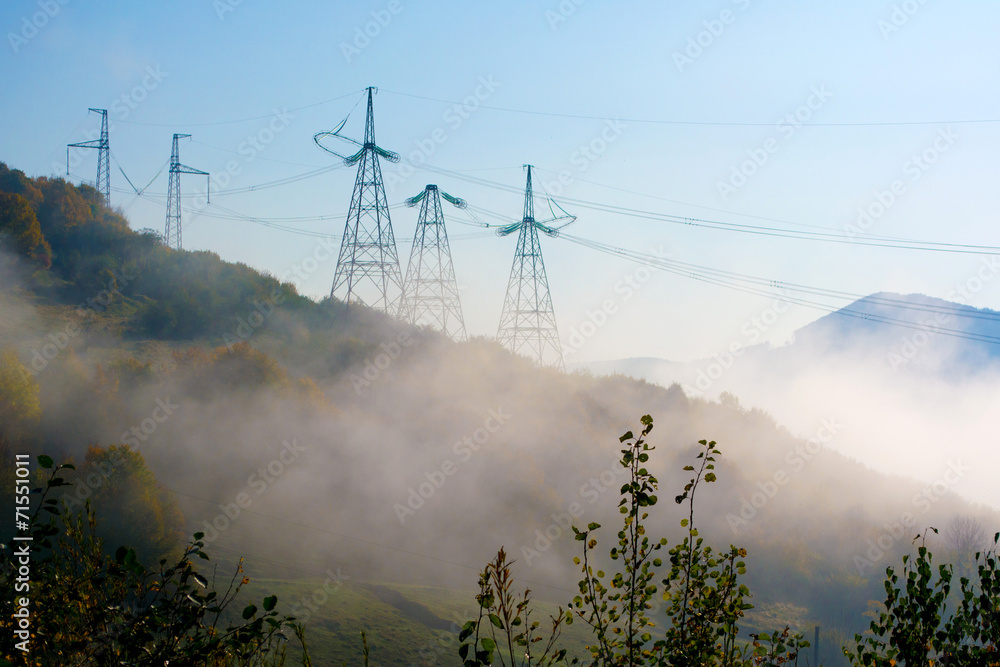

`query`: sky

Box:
[2,0,1000,363]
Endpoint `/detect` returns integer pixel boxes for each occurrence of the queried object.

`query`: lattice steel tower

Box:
[399,185,468,340]
[165,133,210,251]
[319,87,403,313]
[496,165,575,370]
[67,108,110,204]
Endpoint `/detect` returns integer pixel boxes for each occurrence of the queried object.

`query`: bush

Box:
[460,416,810,667]
[0,455,307,666]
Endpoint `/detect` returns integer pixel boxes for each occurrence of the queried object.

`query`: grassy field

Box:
[243,576,823,666]
[247,577,598,666]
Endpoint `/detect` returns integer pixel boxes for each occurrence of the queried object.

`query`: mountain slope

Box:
[3,163,999,666]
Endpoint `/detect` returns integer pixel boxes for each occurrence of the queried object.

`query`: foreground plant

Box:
[844,528,1000,666]
[571,415,763,666]
[0,455,305,666]
[462,415,809,667]
[459,547,569,667]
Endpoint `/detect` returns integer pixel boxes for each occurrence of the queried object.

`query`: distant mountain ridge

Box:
[576,291,1000,385]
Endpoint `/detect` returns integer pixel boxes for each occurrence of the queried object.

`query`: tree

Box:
[569,418,769,666]
[844,527,1000,665]
[0,350,41,448]
[0,193,51,267]
[0,162,43,209]
[64,445,185,566]
[34,176,91,253]
[944,515,989,580]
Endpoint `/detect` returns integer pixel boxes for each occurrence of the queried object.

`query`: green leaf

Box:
[481,637,497,651]
[619,431,633,443]
[263,595,277,611]
[489,613,504,629]
[37,455,53,469]
[242,603,257,619]
[704,472,717,483]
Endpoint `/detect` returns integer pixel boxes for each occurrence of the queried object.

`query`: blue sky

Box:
[3,0,999,362]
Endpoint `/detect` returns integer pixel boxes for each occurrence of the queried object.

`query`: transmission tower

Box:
[67,108,110,204]
[399,185,468,340]
[165,133,210,251]
[496,165,576,370]
[316,87,403,313]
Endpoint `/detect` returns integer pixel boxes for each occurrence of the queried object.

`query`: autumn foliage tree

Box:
[0,350,41,449]
[0,193,51,267]
[64,445,185,566]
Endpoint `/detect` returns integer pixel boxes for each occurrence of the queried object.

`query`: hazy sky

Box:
[3,0,999,362]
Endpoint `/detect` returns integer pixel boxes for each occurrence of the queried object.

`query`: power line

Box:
[126,188,492,241]
[116,89,367,128]
[99,162,344,200]
[557,232,1000,346]
[528,167,970,244]
[400,160,1000,256]
[189,139,329,169]
[442,189,1000,331]
[380,89,1000,128]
